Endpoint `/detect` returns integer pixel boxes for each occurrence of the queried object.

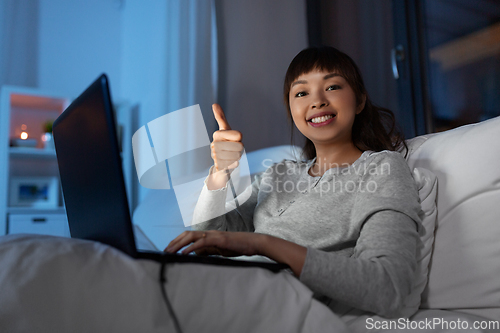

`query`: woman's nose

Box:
[311,94,329,109]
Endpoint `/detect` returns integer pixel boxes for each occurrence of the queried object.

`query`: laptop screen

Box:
[53,74,137,257]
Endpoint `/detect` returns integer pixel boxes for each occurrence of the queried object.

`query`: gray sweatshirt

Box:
[192,150,423,318]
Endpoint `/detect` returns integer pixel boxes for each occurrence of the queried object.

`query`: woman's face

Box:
[289,69,365,148]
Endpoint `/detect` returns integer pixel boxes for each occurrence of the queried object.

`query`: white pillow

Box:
[406,115,500,321]
[401,167,438,317]
[246,145,303,177]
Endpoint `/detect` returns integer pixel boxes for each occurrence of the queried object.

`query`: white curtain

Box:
[121,0,217,202]
[163,0,218,150]
[164,0,217,122]
[0,0,39,87]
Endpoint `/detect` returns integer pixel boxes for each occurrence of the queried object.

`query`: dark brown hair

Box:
[284,46,406,160]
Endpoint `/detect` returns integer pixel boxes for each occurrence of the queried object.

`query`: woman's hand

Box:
[164,230,264,257]
[165,230,308,277]
[208,104,244,191]
[211,103,244,171]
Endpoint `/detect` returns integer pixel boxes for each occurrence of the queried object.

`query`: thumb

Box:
[212,103,231,130]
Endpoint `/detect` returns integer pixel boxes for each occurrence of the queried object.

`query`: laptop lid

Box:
[53,74,138,257]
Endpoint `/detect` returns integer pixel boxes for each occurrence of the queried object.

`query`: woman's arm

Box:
[191,170,260,232]
[299,210,420,318]
[191,102,255,231]
[258,234,307,276]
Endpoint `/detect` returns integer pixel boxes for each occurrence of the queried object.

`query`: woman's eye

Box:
[295,91,307,97]
[327,85,341,91]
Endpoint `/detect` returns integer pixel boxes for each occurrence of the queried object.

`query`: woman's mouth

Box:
[307,114,336,127]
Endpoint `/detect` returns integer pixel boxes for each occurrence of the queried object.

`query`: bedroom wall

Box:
[0,0,124,97]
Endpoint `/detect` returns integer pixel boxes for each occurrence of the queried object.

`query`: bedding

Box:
[0,234,349,333]
[406,115,500,321]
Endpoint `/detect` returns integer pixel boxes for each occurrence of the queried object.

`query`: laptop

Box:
[52,74,287,272]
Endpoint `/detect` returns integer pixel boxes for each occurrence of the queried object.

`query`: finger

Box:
[166,230,190,250]
[213,129,242,142]
[213,159,239,172]
[181,237,211,255]
[165,231,200,253]
[212,140,243,153]
[213,103,231,131]
[212,154,240,171]
[211,142,219,172]
[227,160,239,171]
[212,150,242,162]
[211,141,242,172]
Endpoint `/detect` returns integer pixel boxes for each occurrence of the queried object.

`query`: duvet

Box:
[0,234,348,333]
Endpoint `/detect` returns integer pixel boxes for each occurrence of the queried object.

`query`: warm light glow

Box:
[20,132,28,140]
[21,124,27,130]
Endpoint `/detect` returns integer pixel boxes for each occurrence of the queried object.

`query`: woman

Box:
[165,46,422,318]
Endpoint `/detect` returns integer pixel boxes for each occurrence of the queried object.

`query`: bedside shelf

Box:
[1,86,138,236]
[9,147,57,159]
[7,207,66,215]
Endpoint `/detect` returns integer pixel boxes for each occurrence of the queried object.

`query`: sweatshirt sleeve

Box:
[299,151,423,318]
[191,169,263,232]
[299,211,419,318]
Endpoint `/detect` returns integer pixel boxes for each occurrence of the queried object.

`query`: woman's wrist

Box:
[255,233,271,256]
[257,234,307,277]
[206,167,229,190]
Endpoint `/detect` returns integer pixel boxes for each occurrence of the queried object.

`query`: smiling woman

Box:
[167,46,423,322]
[283,46,407,162]
[288,70,364,173]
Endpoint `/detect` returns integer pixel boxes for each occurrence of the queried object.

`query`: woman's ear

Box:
[356,94,367,114]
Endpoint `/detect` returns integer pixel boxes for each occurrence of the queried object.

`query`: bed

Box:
[1,116,500,332]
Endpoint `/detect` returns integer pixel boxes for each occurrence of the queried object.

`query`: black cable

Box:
[159,261,183,333]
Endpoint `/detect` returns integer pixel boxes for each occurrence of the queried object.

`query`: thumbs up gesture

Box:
[211,103,244,172]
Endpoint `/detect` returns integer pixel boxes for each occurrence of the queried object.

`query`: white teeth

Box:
[310,114,334,123]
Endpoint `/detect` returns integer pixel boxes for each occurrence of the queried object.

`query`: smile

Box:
[307,113,336,127]
[310,114,334,123]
